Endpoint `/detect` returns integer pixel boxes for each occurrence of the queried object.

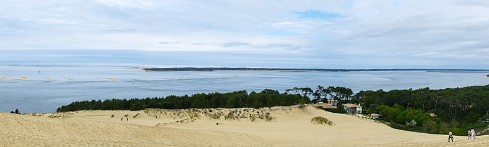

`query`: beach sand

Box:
[1,105,488,146]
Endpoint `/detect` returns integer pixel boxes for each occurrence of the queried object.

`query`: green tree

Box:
[130,101,146,111]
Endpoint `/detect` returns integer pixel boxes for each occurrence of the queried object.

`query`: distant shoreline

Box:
[143,67,489,72]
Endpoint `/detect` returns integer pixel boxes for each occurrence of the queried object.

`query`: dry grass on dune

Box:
[1,105,488,147]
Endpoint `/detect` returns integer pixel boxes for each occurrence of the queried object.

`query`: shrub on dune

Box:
[311,116,333,126]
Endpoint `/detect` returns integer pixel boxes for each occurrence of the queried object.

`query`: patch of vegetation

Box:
[224,111,239,120]
[250,115,256,122]
[187,111,200,119]
[208,112,222,119]
[132,113,140,118]
[311,116,333,126]
[265,115,274,122]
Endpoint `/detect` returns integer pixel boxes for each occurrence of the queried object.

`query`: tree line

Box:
[57,86,355,112]
[356,85,489,135]
[57,89,309,112]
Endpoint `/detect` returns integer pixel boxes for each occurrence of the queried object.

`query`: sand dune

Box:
[1,105,488,146]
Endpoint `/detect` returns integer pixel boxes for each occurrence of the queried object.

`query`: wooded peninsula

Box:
[143,67,489,72]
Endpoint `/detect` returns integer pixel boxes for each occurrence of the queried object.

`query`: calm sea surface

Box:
[1,65,488,112]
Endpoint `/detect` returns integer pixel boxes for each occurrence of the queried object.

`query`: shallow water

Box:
[1,65,488,112]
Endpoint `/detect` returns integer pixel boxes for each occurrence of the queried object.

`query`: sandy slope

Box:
[1,105,488,147]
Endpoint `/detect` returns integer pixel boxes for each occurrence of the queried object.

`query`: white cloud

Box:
[261,20,333,33]
[1,0,489,68]
[94,0,156,9]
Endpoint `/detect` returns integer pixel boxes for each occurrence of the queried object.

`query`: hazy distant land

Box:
[143,67,489,72]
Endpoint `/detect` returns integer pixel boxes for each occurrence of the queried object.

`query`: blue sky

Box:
[296,10,343,20]
[1,0,489,68]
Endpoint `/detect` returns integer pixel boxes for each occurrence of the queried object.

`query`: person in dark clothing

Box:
[14,108,19,114]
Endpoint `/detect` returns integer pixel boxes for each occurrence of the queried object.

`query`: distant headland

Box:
[142,67,489,72]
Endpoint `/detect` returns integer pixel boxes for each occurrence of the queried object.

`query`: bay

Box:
[1,65,488,112]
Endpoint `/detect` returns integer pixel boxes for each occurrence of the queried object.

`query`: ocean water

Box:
[1,65,488,112]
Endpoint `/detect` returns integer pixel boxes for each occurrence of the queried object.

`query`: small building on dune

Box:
[369,113,382,119]
[326,99,338,106]
[343,103,362,114]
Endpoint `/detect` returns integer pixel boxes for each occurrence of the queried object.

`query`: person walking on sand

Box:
[468,129,472,140]
[471,128,476,139]
[448,131,454,142]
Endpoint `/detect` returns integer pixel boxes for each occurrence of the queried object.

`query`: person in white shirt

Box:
[448,131,454,142]
[471,128,476,139]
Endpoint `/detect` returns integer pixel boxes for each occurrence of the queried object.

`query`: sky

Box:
[1,0,489,68]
